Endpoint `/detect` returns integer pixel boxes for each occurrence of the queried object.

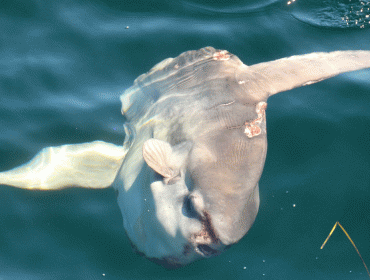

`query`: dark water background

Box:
[1,0,370,279]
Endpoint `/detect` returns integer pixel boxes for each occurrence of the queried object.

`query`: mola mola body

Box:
[0,47,369,268]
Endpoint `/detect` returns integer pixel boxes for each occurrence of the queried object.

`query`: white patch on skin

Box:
[244,101,267,138]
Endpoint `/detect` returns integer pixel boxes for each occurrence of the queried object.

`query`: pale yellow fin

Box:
[0,141,127,190]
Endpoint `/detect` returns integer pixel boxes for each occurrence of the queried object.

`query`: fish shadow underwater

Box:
[0,47,370,269]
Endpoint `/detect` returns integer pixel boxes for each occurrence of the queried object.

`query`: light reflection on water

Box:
[289,0,370,28]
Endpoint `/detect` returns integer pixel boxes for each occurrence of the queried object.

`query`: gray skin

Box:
[0,47,370,268]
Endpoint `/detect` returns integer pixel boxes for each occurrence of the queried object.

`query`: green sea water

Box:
[0,0,369,279]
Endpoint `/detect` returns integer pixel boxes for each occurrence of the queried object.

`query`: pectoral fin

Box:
[0,141,127,190]
[246,50,370,97]
[142,139,175,179]
[142,139,192,180]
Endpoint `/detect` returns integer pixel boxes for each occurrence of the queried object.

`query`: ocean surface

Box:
[1,0,370,279]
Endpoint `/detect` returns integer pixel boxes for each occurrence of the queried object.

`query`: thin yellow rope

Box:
[321,221,370,278]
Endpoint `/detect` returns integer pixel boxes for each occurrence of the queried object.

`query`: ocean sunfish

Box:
[1,47,369,268]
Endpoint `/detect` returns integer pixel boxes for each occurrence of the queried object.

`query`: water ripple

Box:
[289,0,370,29]
[181,0,280,14]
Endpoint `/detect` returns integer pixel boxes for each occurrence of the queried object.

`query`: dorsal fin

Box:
[245,50,370,98]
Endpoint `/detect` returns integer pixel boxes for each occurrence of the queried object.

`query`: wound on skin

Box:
[244,102,267,138]
[213,50,230,61]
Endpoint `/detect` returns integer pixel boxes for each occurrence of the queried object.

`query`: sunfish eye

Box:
[182,195,198,218]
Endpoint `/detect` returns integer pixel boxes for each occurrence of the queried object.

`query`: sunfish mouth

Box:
[196,244,221,258]
[191,211,224,258]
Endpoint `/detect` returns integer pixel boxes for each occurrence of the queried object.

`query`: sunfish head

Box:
[124,138,233,268]
[124,128,265,268]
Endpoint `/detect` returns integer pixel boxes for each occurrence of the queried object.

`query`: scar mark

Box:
[213,50,230,61]
[244,102,267,138]
[218,101,235,107]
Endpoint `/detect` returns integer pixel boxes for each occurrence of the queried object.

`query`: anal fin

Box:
[0,141,127,190]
